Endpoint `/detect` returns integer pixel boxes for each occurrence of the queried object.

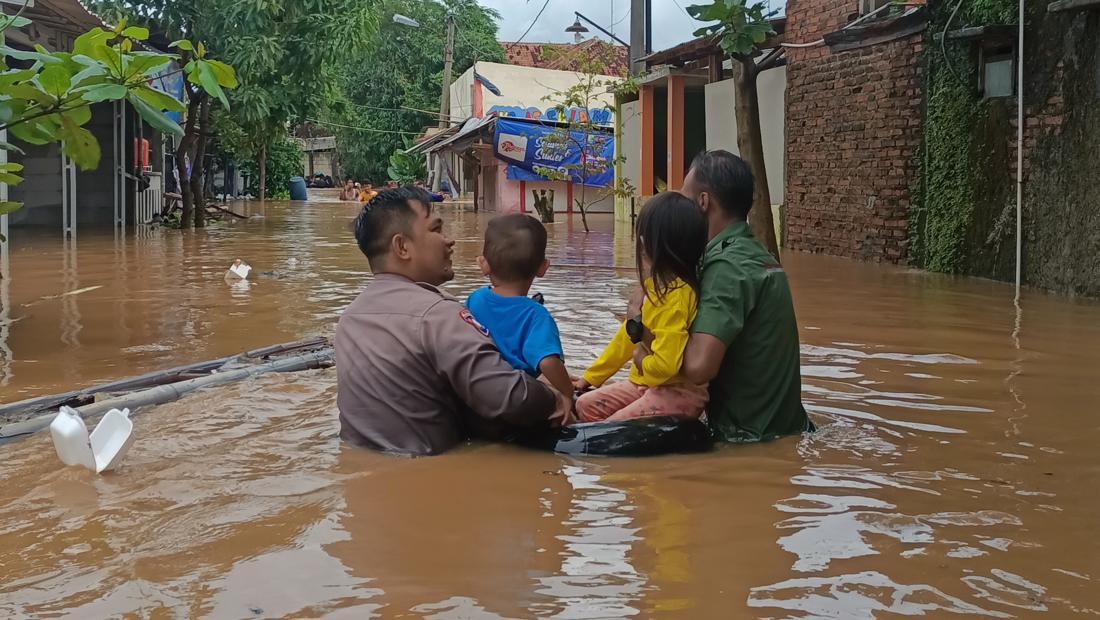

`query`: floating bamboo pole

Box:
[0,345,334,444]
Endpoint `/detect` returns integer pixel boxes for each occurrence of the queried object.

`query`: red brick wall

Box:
[783,0,924,263]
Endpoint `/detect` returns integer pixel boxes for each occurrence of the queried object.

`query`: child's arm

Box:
[634,286,697,386]
[538,356,576,411]
[523,308,578,408]
[581,322,634,387]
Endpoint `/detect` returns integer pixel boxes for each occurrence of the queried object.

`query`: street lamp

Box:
[564,12,629,47]
[392,13,420,28]
[565,16,589,43]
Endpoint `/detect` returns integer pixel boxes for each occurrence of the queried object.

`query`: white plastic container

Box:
[50,406,134,473]
[225,259,251,280]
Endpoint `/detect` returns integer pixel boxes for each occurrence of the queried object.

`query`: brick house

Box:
[783,0,1100,295]
[783,0,928,263]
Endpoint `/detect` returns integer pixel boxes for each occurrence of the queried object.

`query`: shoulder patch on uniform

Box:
[459,309,491,337]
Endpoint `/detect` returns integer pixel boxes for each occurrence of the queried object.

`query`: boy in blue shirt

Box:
[466,214,574,408]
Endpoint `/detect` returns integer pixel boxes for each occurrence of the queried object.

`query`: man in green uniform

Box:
[678,150,810,442]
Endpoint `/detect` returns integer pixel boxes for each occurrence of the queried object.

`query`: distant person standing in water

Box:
[668,150,811,442]
[358,183,377,204]
[340,179,356,201]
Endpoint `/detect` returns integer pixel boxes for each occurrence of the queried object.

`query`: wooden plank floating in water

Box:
[0,337,334,443]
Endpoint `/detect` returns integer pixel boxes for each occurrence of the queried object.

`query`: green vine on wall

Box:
[911,0,1016,273]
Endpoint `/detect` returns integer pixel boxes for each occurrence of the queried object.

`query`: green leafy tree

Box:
[239,136,302,200]
[532,45,637,233]
[688,0,782,257]
[330,0,503,183]
[0,11,234,239]
[92,0,376,223]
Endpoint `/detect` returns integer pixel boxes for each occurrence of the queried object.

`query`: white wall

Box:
[704,66,786,204]
[614,99,641,222]
[451,62,618,126]
[450,68,476,119]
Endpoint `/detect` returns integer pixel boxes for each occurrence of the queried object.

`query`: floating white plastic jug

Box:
[226,259,251,280]
[50,406,135,473]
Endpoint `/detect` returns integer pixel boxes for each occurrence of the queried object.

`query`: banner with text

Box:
[493,118,615,188]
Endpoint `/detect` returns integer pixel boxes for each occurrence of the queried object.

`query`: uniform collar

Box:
[374,272,453,298]
[706,220,751,254]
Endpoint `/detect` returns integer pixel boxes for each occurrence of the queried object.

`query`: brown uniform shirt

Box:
[335,273,556,455]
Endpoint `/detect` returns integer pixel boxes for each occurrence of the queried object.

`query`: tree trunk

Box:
[258,142,267,202]
[175,92,201,229]
[578,183,589,233]
[733,58,780,260]
[532,189,554,223]
[190,97,211,229]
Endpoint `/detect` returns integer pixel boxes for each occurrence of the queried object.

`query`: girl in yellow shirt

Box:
[575,192,710,423]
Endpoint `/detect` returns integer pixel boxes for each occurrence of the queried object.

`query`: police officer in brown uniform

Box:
[336,187,564,455]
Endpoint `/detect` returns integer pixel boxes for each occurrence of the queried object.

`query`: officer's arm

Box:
[422,301,557,425]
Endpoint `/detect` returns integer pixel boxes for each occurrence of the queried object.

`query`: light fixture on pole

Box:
[566,12,630,47]
[392,13,420,28]
[566,16,589,43]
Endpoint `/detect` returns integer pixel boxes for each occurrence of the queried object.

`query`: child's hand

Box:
[572,376,591,393]
[539,374,574,427]
[633,343,651,375]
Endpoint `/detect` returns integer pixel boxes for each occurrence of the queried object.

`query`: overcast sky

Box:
[478,0,784,52]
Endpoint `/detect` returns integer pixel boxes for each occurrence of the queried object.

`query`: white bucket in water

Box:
[50,406,135,473]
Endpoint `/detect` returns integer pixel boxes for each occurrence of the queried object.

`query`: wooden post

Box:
[639,85,655,196]
[472,81,484,118]
[708,53,724,83]
[667,75,686,190]
[473,160,480,212]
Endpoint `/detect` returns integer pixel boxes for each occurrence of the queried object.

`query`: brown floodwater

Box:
[1,200,1099,618]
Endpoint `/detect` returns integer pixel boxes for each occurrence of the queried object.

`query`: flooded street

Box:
[1,200,1099,618]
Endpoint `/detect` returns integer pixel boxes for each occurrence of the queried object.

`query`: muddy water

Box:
[2,201,1099,618]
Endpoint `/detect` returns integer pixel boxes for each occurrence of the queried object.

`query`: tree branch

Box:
[755,47,786,75]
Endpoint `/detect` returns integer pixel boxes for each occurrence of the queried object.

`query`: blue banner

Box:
[493,118,615,188]
[149,61,185,124]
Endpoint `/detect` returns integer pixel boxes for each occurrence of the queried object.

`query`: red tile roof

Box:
[501,39,629,77]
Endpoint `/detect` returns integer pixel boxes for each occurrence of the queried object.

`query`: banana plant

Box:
[0,13,237,236]
[387,138,427,185]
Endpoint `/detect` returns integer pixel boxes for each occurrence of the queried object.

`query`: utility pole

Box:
[432,11,456,192]
[629,0,652,75]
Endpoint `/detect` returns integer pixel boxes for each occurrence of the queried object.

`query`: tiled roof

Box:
[501,39,629,77]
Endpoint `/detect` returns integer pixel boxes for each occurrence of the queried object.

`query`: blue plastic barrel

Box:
[288,176,308,201]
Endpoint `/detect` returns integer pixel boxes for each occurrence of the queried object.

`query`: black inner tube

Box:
[512,416,713,457]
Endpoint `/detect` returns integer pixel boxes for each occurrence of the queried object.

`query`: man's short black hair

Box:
[482,213,547,282]
[688,150,755,219]
[354,186,433,262]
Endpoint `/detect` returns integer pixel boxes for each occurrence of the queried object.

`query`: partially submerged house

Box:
[624,0,1099,295]
[1,0,171,238]
[415,56,622,214]
[615,23,788,225]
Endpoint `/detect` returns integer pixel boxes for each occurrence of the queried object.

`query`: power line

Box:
[305,118,421,135]
[610,6,630,28]
[339,100,461,120]
[340,101,414,114]
[671,0,692,19]
[456,28,499,62]
[507,0,553,50]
